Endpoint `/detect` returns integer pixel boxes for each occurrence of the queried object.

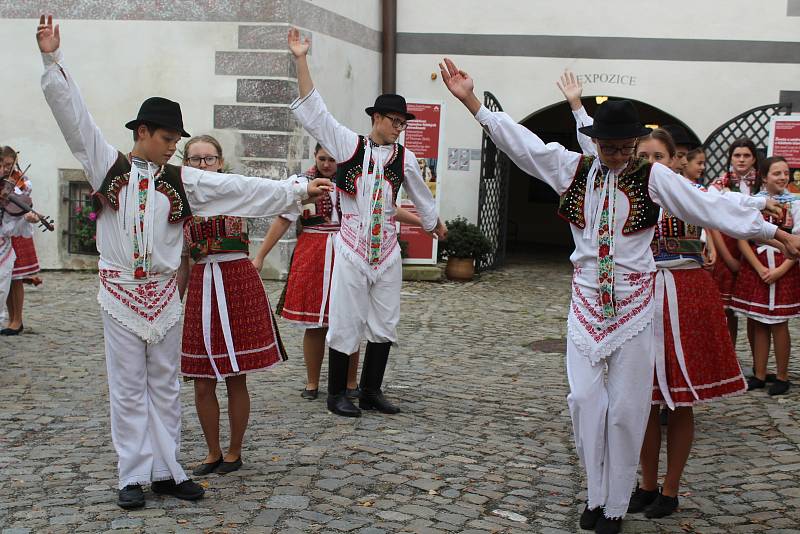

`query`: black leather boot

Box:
[359,342,400,414]
[327,348,361,417]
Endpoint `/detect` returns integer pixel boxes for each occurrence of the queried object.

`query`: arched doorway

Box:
[505,96,700,258]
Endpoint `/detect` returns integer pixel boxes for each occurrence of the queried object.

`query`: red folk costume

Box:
[730,193,800,324]
[650,195,746,408]
[277,166,341,327]
[181,215,287,380]
[709,169,757,307]
[9,174,40,280]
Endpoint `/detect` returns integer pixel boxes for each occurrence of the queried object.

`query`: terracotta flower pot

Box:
[445,257,475,281]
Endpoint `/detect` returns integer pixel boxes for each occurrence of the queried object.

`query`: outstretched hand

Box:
[36,14,60,53]
[762,198,784,219]
[556,69,583,111]
[439,58,474,101]
[287,27,310,58]
[431,219,447,241]
[777,229,800,259]
[306,177,332,201]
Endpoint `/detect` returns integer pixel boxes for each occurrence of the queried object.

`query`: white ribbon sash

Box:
[197,252,248,381]
[756,244,778,311]
[654,266,701,410]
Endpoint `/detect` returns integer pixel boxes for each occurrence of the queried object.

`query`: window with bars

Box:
[67,181,98,255]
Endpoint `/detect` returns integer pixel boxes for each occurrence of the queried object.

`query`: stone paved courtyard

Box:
[1,257,799,534]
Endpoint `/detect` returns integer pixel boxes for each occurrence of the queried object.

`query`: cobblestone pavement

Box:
[1,257,799,534]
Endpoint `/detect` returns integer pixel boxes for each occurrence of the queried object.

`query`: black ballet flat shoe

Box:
[327,394,362,417]
[359,390,401,414]
[0,324,23,336]
[117,484,145,509]
[644,492,679,519]
[301,388,319,400]
[627,484,659,513]
[579,504,603,530]
[151,479,205,501]
[346,386,362,400]
[192,456,223,476]
[765,373,777,383]
[215,457,243,475]
[768,379,791,396]
[595,515,622,534]
[747,376,766,391]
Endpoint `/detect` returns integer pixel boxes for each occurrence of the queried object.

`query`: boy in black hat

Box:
[440,57,799,534]
[36,15,331,509]
[287,28,446,418]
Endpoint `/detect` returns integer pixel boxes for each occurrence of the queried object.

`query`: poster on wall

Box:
[767,116,800,194]
[399,101,443,264]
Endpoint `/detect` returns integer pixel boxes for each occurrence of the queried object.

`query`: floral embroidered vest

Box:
[183,215,249,261]
[93,152,191,223]
[651,212,704,263]
[335,136,405,203]
[759,192,796,233]
[558,156,660,234]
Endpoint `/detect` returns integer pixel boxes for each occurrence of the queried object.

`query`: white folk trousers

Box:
[566,322,656,519]
[326,253,401,355]
[102,310,188,489]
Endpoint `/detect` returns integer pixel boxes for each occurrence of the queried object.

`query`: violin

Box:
[0,153,55,232]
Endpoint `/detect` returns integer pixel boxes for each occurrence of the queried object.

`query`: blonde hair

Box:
[183,135,224,163]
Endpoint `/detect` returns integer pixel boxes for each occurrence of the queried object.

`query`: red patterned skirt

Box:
[278,229,336,327]
[711,233,740,309]
[653,268,746,407]
[181,257,286,379]
[11,236,39,279]
[730,245,800,324]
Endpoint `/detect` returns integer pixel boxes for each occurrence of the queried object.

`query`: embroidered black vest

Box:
[335,136,405,203]
[92,152,192,223]
[650,211,704,261]
[558,156,660,234]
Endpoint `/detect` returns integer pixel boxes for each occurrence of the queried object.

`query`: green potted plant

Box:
[439,216,492,281]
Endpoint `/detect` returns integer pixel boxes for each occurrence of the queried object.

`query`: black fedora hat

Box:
[578,100,651,140]
[125,97,190,137]
[365,94,415,121]
[661,124,700,149]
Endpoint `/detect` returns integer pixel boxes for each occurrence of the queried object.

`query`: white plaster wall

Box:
[397,0,800,41]
[0,18,238,269]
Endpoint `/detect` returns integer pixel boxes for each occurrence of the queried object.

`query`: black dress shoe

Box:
[215,457,243,474]
[301,388,319,400]
[151,479,205,501]
[579,504,603,530]
[627,484,659,513]
[346,386,361,400]
[192,456,223,476]
[644,492,679,519]
[747,376,766,391]
[327,394,361,417]
[768,379,791,396]
[118,484,145,509]
[360,390,400,414]
[0,324,23,336]
[595,515,622,534]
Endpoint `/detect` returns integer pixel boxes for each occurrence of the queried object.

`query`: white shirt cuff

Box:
[290,175,310,201]
[474,105,492,124]
[41,48,64,68]
[761,221,778,240]
[289,88,317,111]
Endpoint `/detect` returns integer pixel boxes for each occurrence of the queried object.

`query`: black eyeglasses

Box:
[186,156,219,167]
[597,144,636,156]
[380,114,408,130]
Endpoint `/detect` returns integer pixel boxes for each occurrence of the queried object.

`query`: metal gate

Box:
[476,91,510,272]
[703,103,793,184]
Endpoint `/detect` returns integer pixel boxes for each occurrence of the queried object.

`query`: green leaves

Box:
[439,216,492,260]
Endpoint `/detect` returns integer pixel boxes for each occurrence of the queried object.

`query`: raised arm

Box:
[182,168,330,218]
[37,15,117,189]
[288,28,359,162]
[648,164,800,256]
[557,70,597,156]
[439,58,581,196]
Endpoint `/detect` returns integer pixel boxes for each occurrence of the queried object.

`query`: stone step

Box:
[402,264,442,282]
